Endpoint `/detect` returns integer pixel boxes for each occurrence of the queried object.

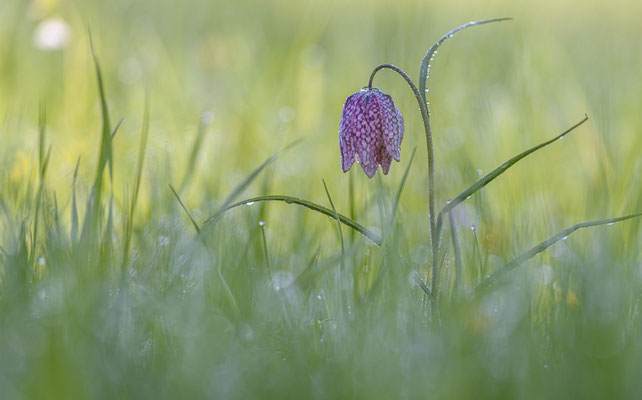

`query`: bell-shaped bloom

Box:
[339,88,404,178]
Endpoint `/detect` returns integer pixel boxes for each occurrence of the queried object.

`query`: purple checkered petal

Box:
[338,88,404,178]
[339,94,360,172]
[378,144,392,175]
[379,93,404,162]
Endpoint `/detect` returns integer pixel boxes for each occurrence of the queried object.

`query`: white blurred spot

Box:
[531,264,554,286]
[272,271,294,292]
[158,236,169,247]
[38,257,46,266]
[278,106,295,123]
[118,58,143,85]
[33,18,70,50]
[201,111,215,124]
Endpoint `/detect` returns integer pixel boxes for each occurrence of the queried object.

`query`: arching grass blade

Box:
[419,18,512,106]
[435,115,588,241]
[202,138,303,227]
[476,212,642,293]
[222,195,382,246]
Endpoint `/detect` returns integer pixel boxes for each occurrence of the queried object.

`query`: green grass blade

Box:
[436,115,589,239]
[179,120,208,192]
[222,195,382,246]
[169,184,200,234]
[348,169,356,241]
[476,212,642,293]
[32,106,51,263]
[322,179,344,271]
[259,221,271,275]
[418,18,512,106]
[413,271,431,297]
[80,31,116,242]
[220,139,302,209]
[70,157,81,243]
[122,98,150,268]
[202,138,302,225]
[391,147,416,222]
[101,195,115,265]
[168,185,238,313]
[111,117,124,140]
[38,103,46,177]
[89,30,112,195]
[449,211,463,295]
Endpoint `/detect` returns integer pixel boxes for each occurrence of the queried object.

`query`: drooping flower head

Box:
[339,88,404,178]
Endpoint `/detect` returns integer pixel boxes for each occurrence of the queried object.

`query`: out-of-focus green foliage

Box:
[0,0,641,398]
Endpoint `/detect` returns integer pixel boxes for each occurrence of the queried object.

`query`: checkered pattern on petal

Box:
[339,93,361,172]
[377,144,392,175]
[353,92,383,178]
[338,88,405,178]
[379,93,404,162]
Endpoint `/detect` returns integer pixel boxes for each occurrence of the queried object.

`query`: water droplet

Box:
[470,225,476,231]
[278,106,295,123]
[158,236,169,246]
[246,202,255,206]
[258,220,265,226]
[201,111,214,124]
[606,222,615,226]
[562,236,568,241]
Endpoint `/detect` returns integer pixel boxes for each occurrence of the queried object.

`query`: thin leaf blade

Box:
[436,115,589,237]
[476,212,642,293]
[419,18,512,106]
[222,195,382,246]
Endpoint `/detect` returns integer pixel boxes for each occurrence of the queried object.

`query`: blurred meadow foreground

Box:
[1,0,642,398]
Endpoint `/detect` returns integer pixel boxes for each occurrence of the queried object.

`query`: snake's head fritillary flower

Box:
[339,88,404,178]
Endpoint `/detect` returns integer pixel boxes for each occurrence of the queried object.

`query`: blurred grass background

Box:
[0,0,641,398]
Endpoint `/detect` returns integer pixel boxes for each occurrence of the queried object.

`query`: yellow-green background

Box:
[0,0,641,398]
[2,0,640,247]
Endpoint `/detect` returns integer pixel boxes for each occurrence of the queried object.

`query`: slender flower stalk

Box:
[367,64,437,259]
[338,18,511,319]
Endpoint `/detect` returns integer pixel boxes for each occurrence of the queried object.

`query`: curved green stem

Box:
[368,63,436,257]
